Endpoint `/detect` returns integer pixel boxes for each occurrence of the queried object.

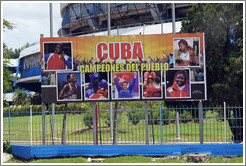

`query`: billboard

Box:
[40,33,206,103]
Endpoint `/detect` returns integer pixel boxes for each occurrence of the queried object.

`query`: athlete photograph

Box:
[112,72,140,100]
[165,69,191,98]
[142,71,162,99]
[57,72,82,101]
[173,38,200,67]
[43,42,72,70]
[84,72,109,100]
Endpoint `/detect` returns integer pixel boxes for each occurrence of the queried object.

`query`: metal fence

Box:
[3,103,243,145]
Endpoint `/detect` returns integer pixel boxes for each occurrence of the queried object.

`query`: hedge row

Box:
[3,104,88,117]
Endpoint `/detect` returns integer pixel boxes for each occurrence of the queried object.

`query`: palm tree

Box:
[13,89,31,106]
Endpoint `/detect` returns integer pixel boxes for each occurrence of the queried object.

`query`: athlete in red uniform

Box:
[166,70,190,98]
[146,76,162,97]
[45,43,72,70]
[143,71,156,97]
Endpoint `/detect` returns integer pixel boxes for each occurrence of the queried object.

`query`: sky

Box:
[2,2,62,50]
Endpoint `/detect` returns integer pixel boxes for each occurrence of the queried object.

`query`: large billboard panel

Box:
[40,33,206,103]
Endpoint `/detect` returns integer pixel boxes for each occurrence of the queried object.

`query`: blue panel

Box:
[20,66,41,78]
[62,8,69,26]
[11,144,243,160]
[11,145,32,160]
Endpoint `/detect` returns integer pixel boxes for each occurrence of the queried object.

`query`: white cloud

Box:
[2,2,62,50]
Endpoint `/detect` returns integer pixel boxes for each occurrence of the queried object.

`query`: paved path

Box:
[3,153,12,163]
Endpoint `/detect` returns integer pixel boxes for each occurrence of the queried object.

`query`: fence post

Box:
[42,103,46,145]
[93,102,97,145]
[176,109,180,140]
[52,103,55,144]
[199,100,204,144]
[160,103,163,145]
[224,102,227,143]
[30,105,32,146]
[8,106,11,144]
[144,101,149,145]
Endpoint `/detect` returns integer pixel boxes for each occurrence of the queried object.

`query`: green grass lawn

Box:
[6,155,243,163]
[3,110,234,144]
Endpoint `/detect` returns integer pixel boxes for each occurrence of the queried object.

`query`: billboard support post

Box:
[172,3,176,34]
[144,101,149,145]
[98,103,102,145]
[150,101,155,144]
[61,103,67,145]
[49,3,53,37]
[93,102,97,145]
[199,100,204,144]
[161,20,163,34]
[51,103,55,145]
[107,3,111,36]
[113,102,118,144]
[117,26,119,35]
[160,103,163,144]
[110,102,113,139]
[42,103,46,145]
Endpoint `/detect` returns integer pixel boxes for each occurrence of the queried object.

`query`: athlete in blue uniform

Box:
[85,72,100,98]
[114,72,137,98]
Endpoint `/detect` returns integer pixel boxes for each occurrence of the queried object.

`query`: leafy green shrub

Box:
[3,140,11,153]
[180,110,192,123]
[83,111,93,129]
[127,109,144,125]
[147,107,174,125]
[165,109,176,124]
[3,104,87,117]
[101,110,111,127]
[216,108,225,122]
[148,108,160,125]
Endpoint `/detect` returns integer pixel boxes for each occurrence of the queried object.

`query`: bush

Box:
[216,108,225,122]
[3,104,88,117]
[3,140,11,153]
[148,108,160,125]
[101,110,111,127]
[165,109,176,124]
[180,110,192,123]
[147,107,175,125]
[83,111,93,129]
[128,109,144,125]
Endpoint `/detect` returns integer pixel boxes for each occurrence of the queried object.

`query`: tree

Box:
[3,18,15,31]
[181,3,243,105]
[12,89,31,106]
[3,19,15,94]
[180,3,243,142]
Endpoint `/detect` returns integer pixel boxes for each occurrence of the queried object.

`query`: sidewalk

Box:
[3,153,13,163]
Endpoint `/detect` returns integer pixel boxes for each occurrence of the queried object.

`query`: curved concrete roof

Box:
[19,42,40,59]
